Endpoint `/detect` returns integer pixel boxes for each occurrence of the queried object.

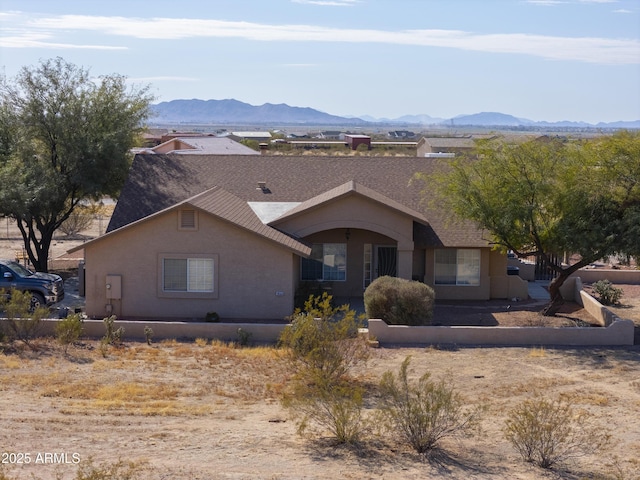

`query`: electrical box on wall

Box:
[106,275,122,300]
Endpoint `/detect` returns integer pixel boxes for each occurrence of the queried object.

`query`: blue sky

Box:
[1,0,639,123]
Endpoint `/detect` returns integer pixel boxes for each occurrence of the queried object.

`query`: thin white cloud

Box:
[578,0,618,3]
[0,32,127,50]
[10,14,639,65]
[0,12,126,50]
[291,0,361,5]
[613,9,633,13]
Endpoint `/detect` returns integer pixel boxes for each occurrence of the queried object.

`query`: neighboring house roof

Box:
[108,154,489,248]
[419,137,477,150]
[70,187,311,256]
[150,136,259,155]
[230,131,272,139]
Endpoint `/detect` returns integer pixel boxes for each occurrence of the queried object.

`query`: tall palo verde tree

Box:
[0,58,153,271]
[423,132,640,315]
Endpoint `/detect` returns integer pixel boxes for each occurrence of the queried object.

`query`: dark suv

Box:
[0,260,65,309]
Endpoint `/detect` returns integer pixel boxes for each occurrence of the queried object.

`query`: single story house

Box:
[143,136,259,155]
[70,154,527,321]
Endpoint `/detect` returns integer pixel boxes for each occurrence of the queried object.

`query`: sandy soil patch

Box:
[0,339,639,480]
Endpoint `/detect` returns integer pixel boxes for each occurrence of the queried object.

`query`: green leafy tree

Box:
[0,57,153,271]
[426,132,640,315]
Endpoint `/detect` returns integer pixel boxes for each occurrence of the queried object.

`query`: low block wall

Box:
[368,319,634,347]
[569,269,640,284]
[3,319,287,344]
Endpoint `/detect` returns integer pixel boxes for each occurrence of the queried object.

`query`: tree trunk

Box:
[16,217,53,273]
[540,260,591,316]
[541,273,568,316]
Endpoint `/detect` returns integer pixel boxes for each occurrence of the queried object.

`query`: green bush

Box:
[378,356,479,453]
[279,293,368,384]
[279,294,370,443]
[504,396,610,469]
[0,289,48,348]
[55,313,84,354]
[592,280,624,306]
[283,378,366,444]
[102,315,124,346]
[364,276,435,325]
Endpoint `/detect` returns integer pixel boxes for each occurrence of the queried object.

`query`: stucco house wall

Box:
[83,208,297,320]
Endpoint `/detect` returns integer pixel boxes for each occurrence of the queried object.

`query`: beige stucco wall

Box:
[569,269,640,285]
[274,195,415,251]
[368,319,634,346]
[422,249,524,300]
[83,208,297,320]
[274,195,417,296]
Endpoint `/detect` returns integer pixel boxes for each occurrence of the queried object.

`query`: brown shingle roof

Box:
[108,154,488,247]
[186,188,310,255]
[70,187,311,256]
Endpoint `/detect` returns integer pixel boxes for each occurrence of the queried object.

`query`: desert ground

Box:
[0,338,639,480]
[1,215,639,479]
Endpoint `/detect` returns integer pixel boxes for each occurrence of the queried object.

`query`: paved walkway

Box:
[528,280,550,301]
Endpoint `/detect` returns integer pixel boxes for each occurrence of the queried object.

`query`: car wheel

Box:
[30,292,46,311]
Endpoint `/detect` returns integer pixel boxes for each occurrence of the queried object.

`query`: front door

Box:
[375,246,397,277]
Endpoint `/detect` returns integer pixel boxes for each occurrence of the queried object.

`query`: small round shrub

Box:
[592,280,623,306]
[364,276,435,325]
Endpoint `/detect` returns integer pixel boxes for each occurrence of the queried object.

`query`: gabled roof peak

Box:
[269,180,428,225]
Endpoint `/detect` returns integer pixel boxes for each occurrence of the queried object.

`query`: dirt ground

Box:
[0,338,639,480]
[1,216,639,479]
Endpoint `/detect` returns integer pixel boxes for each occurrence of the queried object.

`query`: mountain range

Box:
[150,99,640,129]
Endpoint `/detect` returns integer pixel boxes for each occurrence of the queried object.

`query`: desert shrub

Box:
[55,313,84,354]
[0,289,48,347]
[592,280,624,306]
[279,293,369,443]
[102,315,124,346]
[378,356,479,453]
[143,326,153,345]
[504,396,610,469]
[283,378,366,444]
[74,457,148,480]
[279,293,368,384]
[364,276,435,325]
[237,327,252,347]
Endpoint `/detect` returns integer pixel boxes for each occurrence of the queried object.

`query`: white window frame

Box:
[158,253,218,298]
[434,249,481,286]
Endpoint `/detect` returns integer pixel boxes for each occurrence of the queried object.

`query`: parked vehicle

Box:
[0,260,65,309]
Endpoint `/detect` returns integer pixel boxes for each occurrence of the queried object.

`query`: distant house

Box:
[146,136,259,155]
[317,131,344,140]
[417,134,541,157]
[69,154,528,321]
[388,130,416,139]
[416,136,477,157]
[344,134,371,150]
[228,131,272,142]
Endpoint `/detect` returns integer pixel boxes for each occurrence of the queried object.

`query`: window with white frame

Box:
[301,243,346,281]
[163,257,214,292]
[434,249,480,286]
